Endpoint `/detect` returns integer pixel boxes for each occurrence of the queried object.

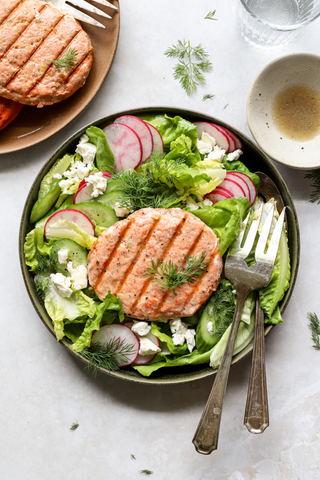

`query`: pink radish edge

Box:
[44,209,95,241]
[194,121,230,152]
[103,123,142,173]
[91,324,140,367]
[226,172,251,200]
[114,115,153,164]
[124,321,160,365]
[214,124,236,152]
[147,123,164,153]
[231,172,257,204]
[218,178,246,198]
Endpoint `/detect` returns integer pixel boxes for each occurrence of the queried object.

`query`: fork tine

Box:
[68,0,112,18]
[239,202,263,258]
[255,207,286,263]
[56,2,106,27]
[255,204,275,259]
[91,0,118,10]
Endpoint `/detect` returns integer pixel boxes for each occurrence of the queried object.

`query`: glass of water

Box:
[237,0,320,47]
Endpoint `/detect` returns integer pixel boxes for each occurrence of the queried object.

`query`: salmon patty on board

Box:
[88,208,223,321]
[0,0,93,107]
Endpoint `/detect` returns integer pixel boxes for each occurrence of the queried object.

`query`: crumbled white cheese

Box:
[50,273,72,297]
[207,146,226,161]
[226,149,243,162]
[53,173,62,180]
[131,321,151,337]
[114,202,132,218]
[85,171,108,198]
[185,196,213,211]
[197,139,213,155]
[169,318,196,353]
[139,337,161,356]
[207,321,214,335]
[59,160,93,195]
[75,134,97,165]
[202,132,216,147]
[57,248,69,264]
[67,262,88,290]
[202,198,213,207]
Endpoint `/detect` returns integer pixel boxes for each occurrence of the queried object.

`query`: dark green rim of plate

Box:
[19,106,300,385]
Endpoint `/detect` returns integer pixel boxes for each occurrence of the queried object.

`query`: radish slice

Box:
[78,171,112,189]
[44,209,95,239]
[91,324,140,367]
[194,121,230,152]
[103,123,142,173]
[147,123,164,154]
[231,172,257,204]
[215,125,236,152]
[124,321,160,365]
[73,184,92,204]
[206,190,232,205]
[223,127,243,150]
[226,172,250,200]
[213,186,233,197]
[218,177,246,198]
[114,115,153,164]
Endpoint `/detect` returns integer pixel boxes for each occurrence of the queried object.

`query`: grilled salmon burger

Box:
[88,208,223,321]
[0,0,93,108]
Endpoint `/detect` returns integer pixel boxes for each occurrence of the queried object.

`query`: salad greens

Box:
[24,112,291,377]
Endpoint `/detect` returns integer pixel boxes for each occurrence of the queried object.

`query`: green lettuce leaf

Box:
[24,228,52,272]
[146,114,198,150]
[44,219,96,249]
[165,134,200,166]
[86,125,115,174]
[151,322,189,355]
[38,154,75,199]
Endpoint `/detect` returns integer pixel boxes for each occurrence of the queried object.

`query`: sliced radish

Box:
[206,190,232,205]
[124,321,160,365]
[114,115,153,164]
[231,172,257,205]
[103,123,142,173]
[91,324,140,367]
[78,171,112,189]
[222,127,243,150]
[226,172,250,200]
[44,209,95,240]
[73,184,92,204]
[147,123,164,154]
[194,121,230,152]
[215,125,236,152]
[218,177,246,198]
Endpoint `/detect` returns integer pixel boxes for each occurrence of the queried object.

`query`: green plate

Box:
[19,107,300,385]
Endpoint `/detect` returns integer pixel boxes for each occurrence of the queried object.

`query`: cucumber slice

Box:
[51,238,88,275]
[30,180,61,224]
[96,190,126,208]
[38,154,74,199]
[66,201,118,229]
[105,178,125,193]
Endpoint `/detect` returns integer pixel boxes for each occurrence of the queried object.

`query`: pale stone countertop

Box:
[1,1,320,479]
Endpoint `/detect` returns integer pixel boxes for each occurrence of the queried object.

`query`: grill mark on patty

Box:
[0,5,63,88]
[127,214,187,318]
[0,0,23,25]
[151,226,206,318]
[93,218,134,292]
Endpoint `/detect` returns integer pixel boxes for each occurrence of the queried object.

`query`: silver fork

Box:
[192,201,286,454]
[49,0,118,28]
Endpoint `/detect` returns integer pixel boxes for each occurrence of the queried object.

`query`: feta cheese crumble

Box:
[226,149,243,162]
[169,318,196,353]
[50,273,72,298]
[139,337,161,356]
[131,321,151,337]
[207,146,226,161]
[67,262,88,290]
[197,132,216,154]
[85,172,108,198]
[59,161,93,195]
[114,202,132,218]
[57,248,69,264]
[185,196,213,211]
[207,321,214,335]
[75,134,97,165]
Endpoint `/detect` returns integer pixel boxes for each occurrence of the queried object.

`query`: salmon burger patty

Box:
[88,208,223,321]
[0,0,93,107]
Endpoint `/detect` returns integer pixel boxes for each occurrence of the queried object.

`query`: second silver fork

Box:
[49,0,118,28]
[192,201,286,454]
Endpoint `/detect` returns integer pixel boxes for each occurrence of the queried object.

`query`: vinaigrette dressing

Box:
[272,85,320,142]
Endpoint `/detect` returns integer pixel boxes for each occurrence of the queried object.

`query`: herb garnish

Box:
[52,47,78,72]
[205,10,218,20]
[307,312,320,349]
[164,40,212,96]
[203,93,215,101]
[81,339,137,376]
[140,470,153,476]
[305,169,320,204]
[147,251,209,294]
[130,454,136,460]
[70,422,79,431]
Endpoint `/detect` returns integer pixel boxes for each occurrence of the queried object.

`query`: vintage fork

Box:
[192,201,286,454]
[49,0,118,28]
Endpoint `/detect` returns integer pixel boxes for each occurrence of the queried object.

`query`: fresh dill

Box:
[52,47,78,71]
[70,422,79,431]
[80,339,137,376]
[203,93,215,101]
[147,251,209,294]
[130,454,136,460]
[307,312,320,349]
[140,470,153,476]
[205,10,218,20]
[164,40,212,96]
[224,104,229,109]
[305,169,320,204]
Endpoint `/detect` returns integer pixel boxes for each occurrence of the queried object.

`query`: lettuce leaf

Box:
[24,228,52,272]
[44,219,96,249]
[86,125,115,173]
[38,154,75,199]
[146,114,198,150]
[151,322,189,355]
[192,197,251,255]
[165,134,200,166]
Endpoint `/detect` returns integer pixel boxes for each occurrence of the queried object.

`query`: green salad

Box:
[24,113,291,377]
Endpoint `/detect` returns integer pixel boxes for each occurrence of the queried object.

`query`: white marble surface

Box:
[1,1,320,478]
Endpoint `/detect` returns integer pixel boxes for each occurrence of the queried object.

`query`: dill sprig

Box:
[205,10,218,20]
[307,312,320,349]
[140,470,153,476]
[147,251,209,294]
[70,422,79,431]
[203,93,215,101]
[130,454,136,460]
[80,339,137,376]
[164,40,212,96]
[305,169,320,204]
[52,47,78,72]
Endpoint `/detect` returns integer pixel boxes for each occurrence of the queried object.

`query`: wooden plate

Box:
[0,0,120,154]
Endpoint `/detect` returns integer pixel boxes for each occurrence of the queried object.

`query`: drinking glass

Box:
[237,0,320,47]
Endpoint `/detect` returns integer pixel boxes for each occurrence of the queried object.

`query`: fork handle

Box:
[192,290,249,454]
[244,298,269,433]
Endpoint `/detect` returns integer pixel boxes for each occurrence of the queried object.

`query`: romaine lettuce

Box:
[146,114,198,150]
[86,125,115,173]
